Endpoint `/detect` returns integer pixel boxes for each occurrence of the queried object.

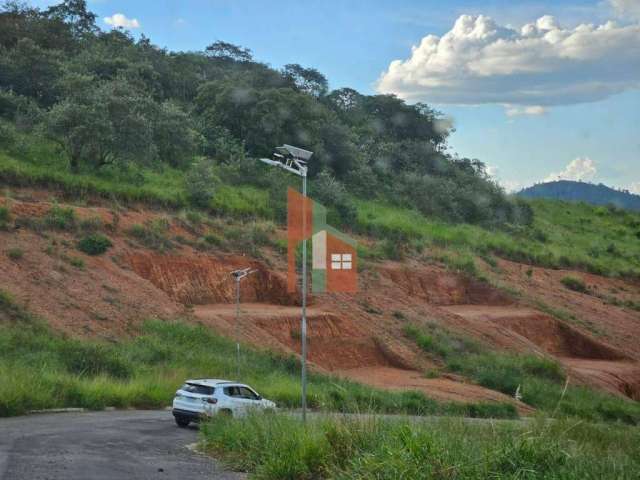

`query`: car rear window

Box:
[181,383,214,395]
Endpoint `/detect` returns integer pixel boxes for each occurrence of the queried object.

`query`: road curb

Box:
[26,406,173,415]
[28,408,87,415]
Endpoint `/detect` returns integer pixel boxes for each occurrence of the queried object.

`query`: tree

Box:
[46,77,157,171]
[0,38,62,106]
[153,101,201,167]
[282,64,328,97]
[205,41,252,62]
[45,0,97,38]
[185,157,218,208]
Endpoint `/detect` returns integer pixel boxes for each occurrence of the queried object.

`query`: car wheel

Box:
[219,409,233,417]
[174,415,190,428]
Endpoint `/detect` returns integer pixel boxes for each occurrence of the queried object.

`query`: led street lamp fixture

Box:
[259,144,313,178]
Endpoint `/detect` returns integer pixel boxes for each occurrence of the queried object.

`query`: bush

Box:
[45,205,77,230]
[68,256,85,269]
[0,206,10,228]
[6,247,24,260]
[127,219,173,251]
[77,234,113,255]
[185,158,218,208]
[58,342,132,379]
[561,276,589,294]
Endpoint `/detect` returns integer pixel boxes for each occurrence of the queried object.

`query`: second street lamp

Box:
[230,267,257,380]
[259,144,312,423]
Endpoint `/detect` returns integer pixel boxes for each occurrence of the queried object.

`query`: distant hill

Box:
[518,180,640,211]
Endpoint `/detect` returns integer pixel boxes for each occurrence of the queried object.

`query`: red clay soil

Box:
[0,228,182,338]
[491,259,640,359]
[191,303,531,413]
[126,252,298,306]
[1,192,639,409]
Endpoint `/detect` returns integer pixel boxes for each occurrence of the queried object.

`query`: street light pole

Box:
[235,275,241,379]
[300,171,308,423]
[259,145,312,423]
[230,267,257,380]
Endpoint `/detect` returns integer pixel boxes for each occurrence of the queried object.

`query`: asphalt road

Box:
[0,410,244,480]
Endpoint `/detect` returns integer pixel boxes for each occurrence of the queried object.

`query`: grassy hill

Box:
[2,131,640,281]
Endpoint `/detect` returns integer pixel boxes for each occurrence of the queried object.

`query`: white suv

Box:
[171,379,276,427]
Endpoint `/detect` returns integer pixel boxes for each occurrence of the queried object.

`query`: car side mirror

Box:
[257,395,262,400]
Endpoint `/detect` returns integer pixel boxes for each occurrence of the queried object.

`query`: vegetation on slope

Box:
[1,1,639,279]
[0,0,526,228]
[0,290,516,419]
[3,129,640,279]
[404,322,640,425]
[201,413,640,479]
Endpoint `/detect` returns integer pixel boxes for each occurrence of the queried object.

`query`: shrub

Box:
[202,233,224,247]
[77,234,113,256]
[6,247,24,260]
[45,205,77,230]
[0,206,10,228]
[68,257,85,269]
[79,217,103,233]
[58,342,132,379]
[127,219,173,251]
[561,276,589,294]
[185,158,218,208]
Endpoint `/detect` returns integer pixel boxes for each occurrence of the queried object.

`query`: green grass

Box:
[6,247,24,260]
[0,291,517,419]
[354,199,640,279]
[561,275,589,294]
[127,219,174,251]
[3,133,640,279]
[201,412,640,479]
[0,205,10,229]
[0,150,187,207]
[405,322,640,425]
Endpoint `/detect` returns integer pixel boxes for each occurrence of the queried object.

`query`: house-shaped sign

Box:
[287,187,357,294]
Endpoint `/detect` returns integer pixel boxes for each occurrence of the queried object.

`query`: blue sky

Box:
[31,0,640,192]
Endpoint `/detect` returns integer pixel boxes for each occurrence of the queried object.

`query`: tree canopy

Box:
[0,0,529,228]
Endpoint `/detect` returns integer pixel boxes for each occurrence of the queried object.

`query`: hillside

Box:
[519,180,640,211]
[2,186,640,424]
[1,0,640,428]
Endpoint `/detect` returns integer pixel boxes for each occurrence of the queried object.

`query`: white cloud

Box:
[486,164,499,177]
[609,0,640,21]
[104,13,140,29]
[505,105,547,117]
[629,182,640,194]
[501,179,523,193]
[377,14,640,112]
[545,157,597,182]
[485,164,522,192]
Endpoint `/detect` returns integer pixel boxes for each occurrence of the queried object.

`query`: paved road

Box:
[0,410,243,480]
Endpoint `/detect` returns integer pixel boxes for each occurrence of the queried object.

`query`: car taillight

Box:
[205,398,218,404]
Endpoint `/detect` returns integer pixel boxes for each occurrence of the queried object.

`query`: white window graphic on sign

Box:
[331,253,352,270]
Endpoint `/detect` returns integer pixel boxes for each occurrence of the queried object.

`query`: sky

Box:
[30,0,640,192]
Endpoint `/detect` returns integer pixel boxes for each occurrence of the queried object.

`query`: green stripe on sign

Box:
[312,268,326,293]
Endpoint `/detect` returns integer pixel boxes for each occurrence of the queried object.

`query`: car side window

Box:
[239,387,259,400]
